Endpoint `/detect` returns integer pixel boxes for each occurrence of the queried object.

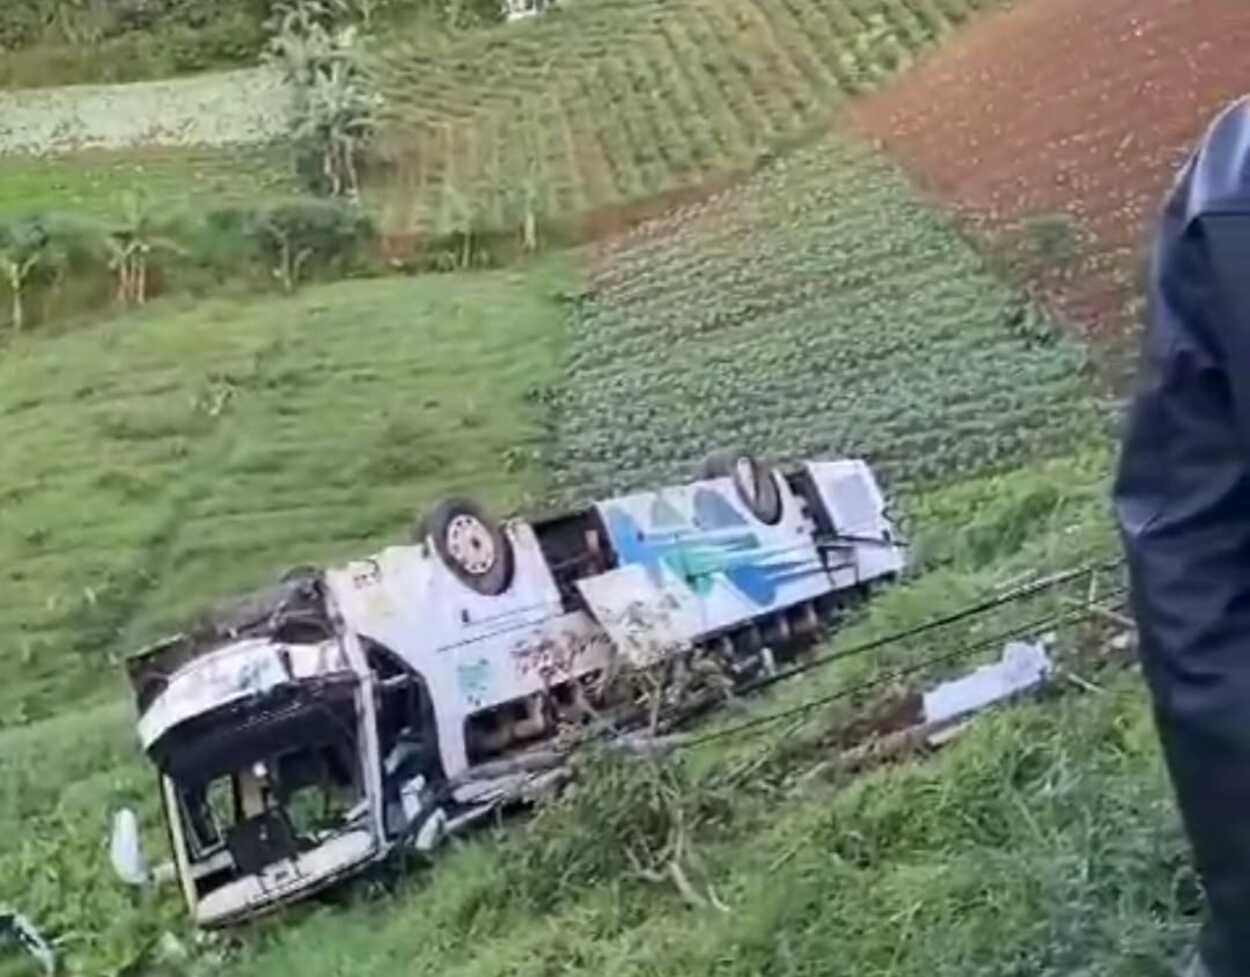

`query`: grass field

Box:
[0,261,572,726]
[371,0,1014,238]
[0,146,296,222]
[548,135,1107,505]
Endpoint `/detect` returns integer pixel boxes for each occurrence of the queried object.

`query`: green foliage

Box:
[905,448,1114,572]
[0,215,102,332]
[0,1,271,86]
[0,0,500,89]
[0,195,376,331]
[226,199,376,290]
[264,1,383,198]
[495,750,734,914]
[0,705,186,976]
[546,135,1109,504]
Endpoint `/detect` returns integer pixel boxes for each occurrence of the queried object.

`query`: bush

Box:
[201,199,376,290]
[494,750,737,914]
[0,200,377,335]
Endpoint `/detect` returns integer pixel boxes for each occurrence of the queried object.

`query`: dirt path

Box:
[850,0,1250,341]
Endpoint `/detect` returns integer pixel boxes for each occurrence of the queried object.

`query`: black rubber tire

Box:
[699,449,784,525]
[279,564,321,585]
[422,497,514,596]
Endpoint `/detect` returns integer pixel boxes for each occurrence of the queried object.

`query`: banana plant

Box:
[0,220,53,334]
[105,192,185,307]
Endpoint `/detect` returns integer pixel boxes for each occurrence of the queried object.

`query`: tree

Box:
[296,54,379,200]
[265,0,382,200]
[441,180,478,269]
[0,220,53,333]
[247,200,373,293]
[105,192,184,307]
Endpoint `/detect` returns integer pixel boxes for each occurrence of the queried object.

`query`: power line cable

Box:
[735,557,1125,698]
[673,590,1128,752]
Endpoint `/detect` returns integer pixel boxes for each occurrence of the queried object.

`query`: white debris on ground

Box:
[110,808,149,887]
[0,68,292,155]
[923,640,1054,729]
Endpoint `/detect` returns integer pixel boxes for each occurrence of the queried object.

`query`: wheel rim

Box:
[445,514,497,576]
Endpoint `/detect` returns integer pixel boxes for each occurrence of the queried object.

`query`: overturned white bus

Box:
[125,452,905,926]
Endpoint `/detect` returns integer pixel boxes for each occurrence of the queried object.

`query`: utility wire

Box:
[736,557,1125,698]
[673,589,1129,752]
[568,560,1128,758]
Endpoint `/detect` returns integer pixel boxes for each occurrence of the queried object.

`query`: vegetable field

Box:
[372,0,1012,239]
[547,136,1107,504]
[850,0,1250,341]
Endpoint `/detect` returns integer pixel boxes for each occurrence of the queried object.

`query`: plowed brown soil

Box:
[850,0,1250,341]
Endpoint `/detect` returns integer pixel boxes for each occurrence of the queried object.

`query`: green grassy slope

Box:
[548,134,1107,504]
[5,452,1189,977]
[372,0,1014,238]
[0,262,572,724]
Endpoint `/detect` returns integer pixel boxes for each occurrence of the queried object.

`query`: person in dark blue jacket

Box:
[1115,98,1250,977]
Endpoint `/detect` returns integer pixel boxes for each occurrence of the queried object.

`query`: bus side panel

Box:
[586,475,831,653]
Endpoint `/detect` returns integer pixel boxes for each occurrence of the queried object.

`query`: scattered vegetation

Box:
[0,220,55,333]
[547,135,1108,505]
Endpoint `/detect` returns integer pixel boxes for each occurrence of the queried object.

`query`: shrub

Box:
[253,199,375,288]
[0,200,376,336]
[0,214,108,332]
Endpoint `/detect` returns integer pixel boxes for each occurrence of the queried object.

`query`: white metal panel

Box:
[804,460,906,582]
[589,474,830,646]
[577,564,701,667]
[193,829,376,926]
[137,639,347,750]
[326,524,611,779]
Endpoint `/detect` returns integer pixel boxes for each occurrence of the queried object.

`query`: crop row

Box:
[545,134,1105,505]
[370,0,1001,236]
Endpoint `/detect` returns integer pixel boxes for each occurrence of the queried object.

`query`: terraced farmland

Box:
[547,135,1107,504]
[372,0,1011,238]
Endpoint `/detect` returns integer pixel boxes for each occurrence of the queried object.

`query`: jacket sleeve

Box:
[1114,99,1250,977]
